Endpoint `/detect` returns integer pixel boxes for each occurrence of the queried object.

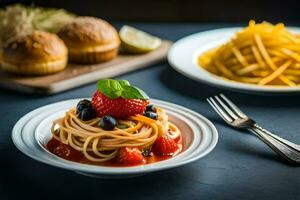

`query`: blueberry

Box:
[76,99,92,114]
[100,115,117,130]
[146,104,156,113]
[144,111,158,120]
[76,99,96,121]
[78,107,96,121]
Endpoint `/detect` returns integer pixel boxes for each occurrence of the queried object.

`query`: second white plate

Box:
[168,27,300,94]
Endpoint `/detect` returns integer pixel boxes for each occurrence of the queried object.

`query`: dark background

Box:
[1,1,300,200]
[1,0,300,23]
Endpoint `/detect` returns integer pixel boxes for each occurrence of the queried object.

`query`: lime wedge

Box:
[119,25,162,53]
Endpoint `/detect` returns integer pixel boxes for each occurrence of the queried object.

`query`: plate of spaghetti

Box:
[168,21,300,93]
[12,79,218,178]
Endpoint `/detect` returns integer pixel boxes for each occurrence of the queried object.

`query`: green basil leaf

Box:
[118,80,130,87]
[121,86,149,100]
[96,79,149,100]
[97,79,123,99]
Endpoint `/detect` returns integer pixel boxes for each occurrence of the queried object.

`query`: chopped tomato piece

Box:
[152,135,178,156]
[116,147,146,165]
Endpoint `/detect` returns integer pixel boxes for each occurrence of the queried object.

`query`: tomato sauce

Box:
[46,137,182,167]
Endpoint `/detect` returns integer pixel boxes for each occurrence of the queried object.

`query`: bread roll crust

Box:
[57,17,120,63]
[2,31,67,64]
[1,31,68,75]
[58,17,120,48]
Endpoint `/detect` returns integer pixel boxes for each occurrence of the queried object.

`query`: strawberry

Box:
[152,135,179,156]
[92,91,148,118]
[116,147,146,165]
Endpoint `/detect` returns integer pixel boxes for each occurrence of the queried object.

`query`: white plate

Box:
[168,27,300,94]
[12,99,218,178]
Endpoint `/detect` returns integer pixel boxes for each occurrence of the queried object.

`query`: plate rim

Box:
[168,26,300,94]
[12,98,218,175]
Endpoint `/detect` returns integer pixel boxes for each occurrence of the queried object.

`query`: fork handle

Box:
[253,124,300,152]
[249,125,300,164]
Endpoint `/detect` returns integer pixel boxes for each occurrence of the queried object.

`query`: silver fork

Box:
[207,94,300,164]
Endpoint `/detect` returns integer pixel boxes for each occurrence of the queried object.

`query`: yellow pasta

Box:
[198,21,300,86]
[51,107,181,162]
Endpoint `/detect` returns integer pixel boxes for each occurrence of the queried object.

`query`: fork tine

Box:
[214,95,239,120]
[207,97,233,123]
[220,94,247,118]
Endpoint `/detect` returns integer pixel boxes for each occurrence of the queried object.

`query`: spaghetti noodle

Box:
[51,107,181,162]
[199,21,300,86]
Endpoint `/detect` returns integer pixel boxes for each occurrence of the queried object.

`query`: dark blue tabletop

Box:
[1,23,300,200]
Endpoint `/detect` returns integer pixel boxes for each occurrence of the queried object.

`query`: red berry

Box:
[91,91,148,118]
[152,135,179,156]
[117,147,145,165]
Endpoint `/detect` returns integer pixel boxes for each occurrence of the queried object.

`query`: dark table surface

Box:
[1,23,300,200]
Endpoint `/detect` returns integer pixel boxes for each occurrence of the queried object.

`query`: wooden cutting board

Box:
[0,40,172,95]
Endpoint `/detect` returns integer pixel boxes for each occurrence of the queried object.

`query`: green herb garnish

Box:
[96,79,149,100]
